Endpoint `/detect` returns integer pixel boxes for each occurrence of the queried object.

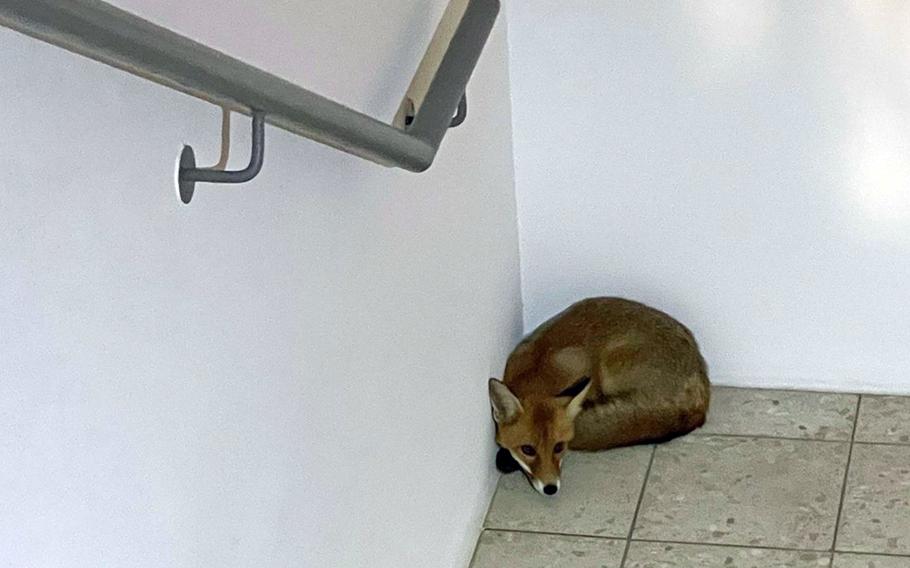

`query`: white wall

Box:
[508,1,910,394]
[0,3,521,566]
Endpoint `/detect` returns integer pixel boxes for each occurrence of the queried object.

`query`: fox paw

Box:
[496,447,521,474]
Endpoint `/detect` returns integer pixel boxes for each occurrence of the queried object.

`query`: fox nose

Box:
[543,484,558,495]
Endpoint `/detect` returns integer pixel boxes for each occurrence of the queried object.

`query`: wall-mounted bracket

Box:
[450,95,468,128]
[403,94,467,128]
[178,111,265,204]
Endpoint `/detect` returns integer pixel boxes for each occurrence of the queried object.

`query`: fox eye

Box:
[520,445,536,457]
[554,442,565,453]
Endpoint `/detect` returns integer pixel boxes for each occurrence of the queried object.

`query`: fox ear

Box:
[557,376,592,420]
[489,378,523,424]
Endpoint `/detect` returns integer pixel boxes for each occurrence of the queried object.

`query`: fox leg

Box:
[495,447,521,473]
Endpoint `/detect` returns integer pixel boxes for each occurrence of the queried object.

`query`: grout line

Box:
[689,431,910,448]
[712,384,866,397]
[850,439,910,447]
[479,459,513,531]
[852,395,863,443]
[831,394,862,553]
[689,432,854,444]
[466,528,485,568]
[483,526,625,542]
[629,536,835,555]
[833,549,910,559]
[619,444,657,568]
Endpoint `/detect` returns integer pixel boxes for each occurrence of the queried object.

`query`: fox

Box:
[489,297,710,496]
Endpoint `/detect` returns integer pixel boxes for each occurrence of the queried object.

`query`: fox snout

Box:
[523,454,562,497]
[531,477,560,496]
[496,448,562,496]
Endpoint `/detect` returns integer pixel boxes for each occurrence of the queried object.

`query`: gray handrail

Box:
[0,0,499,172]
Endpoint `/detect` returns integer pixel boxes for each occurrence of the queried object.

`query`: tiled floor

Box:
[470,387,910,568]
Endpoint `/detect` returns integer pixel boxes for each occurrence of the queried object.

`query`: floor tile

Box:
[837,444,910,555]
[470,530,624,568]
[624,541,831,567]
[834,553,910,567]
[633,436,849,549]
[855,396,910,444]
[700,387,857,440]
[484,445,653,538]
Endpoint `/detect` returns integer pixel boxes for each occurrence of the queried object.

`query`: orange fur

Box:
[489,297,710,493]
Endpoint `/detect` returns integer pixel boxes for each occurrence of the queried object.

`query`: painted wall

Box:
[507,1,910,394]
[0,3,520,566]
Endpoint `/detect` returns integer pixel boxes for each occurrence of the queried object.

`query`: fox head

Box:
[488,376,592,496]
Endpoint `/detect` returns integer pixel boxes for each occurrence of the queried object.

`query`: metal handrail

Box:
[0,0,499,174]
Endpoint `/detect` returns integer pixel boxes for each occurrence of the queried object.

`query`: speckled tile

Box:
[700,387,857,440]
[837,443,910,555]
[484,445,653,538]
[833,553,910,568]
[470,530,624,568]
[624,541,831,567]
[633,436,849,549]
[855,396,910,444]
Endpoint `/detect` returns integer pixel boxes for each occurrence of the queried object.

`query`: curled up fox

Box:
[489,297,710,496]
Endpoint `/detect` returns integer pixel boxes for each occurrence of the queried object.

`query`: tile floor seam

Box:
[465,528,485,568]
[619,444,657,568]
[689,431,855,444]
[852,395,863,444]
[831,394,862,553]
[713,385,865,397]
[832,549,910,558]
[628,536,835,554]
[479,464,509,534]
[482,526,625,542]
[851,440,910,447]
[483,526,835,554]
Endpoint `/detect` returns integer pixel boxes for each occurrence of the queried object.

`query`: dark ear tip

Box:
[558,376,592,398]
